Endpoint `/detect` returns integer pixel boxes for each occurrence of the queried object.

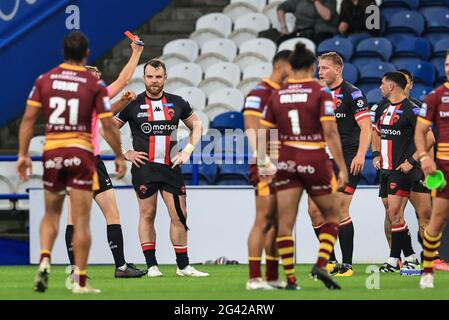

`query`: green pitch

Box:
[0,264,448,300]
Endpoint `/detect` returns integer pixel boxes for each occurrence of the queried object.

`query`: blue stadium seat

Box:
[431,58,446,83]
[433,38,449,57]
[392,36,432,61]
[210,112,244,131]
[357,83,381,96]
[355,37,393,61]
[394,60,436,86]
[359,62,396,83]
[216,164,249,185]
[424,32,449,47]
[387,11,425,35]
[382,0,419,10]
[182,163,218,185]
[391,57,424,66]
[419,0,449,8]
[360,164,379,185]
[411,84,434,102]
[342,63,359,84]
[381,7,408,21]
[365,88,383,106]
[212,132,249,164]
[420,7,449,32]
[347,32,372,46]
[351,57,384,73]
[317,37,354,61]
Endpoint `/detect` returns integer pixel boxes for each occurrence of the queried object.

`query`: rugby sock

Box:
[316,222,339,268]
[248,256,262,279]
[313,223,337,262]
[422,230,442,274]
[75,270,87,287]
[141,242,158,267]
[265,255,279,281]
[174,245,189,270]
[107,224,126,268]
[40,250,51,263]
[390,224,406,260]
[276,235,296,285]
[402,225,415,258]
[418,231,424,262]
[339,217,354,265]
[65,225,75,266]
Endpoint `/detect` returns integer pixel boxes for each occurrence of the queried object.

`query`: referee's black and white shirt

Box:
[115,91,193,166]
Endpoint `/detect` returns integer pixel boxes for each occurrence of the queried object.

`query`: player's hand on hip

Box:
[171,151,190,169]
[337,169,349,192]
[16,156,32,181]
[421,157,437,176]
[124,150,148,168]
[115,156,127,179]
[373,156,382,170]
[350,153,365,175]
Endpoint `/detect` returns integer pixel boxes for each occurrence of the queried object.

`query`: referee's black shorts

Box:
[132,162,186,199]
[94,156,114,197]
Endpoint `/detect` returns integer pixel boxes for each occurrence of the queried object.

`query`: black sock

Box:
[107,224,126,268]
[174,246,189,270]
[314,226,337,262]
[142,242,158,268]
[65,225,75,266]
[339,219,354,265]
[402,226,415,258]
[390,229,403,260]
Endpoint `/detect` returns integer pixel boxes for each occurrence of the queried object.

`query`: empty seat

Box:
[223,0,266,22]
[359,62,396,83]
[165,63,203,93]
[317,37,354,61]
[381,0,419,10]
[160,39,199,68]
[229,13,271,47]
[174,87,207,111]
[394,60,436,86]
[0,176,14,210]
[392,36,432,61]
[419,0,449,8]
[355,37,393,61]
[15,175,43,211]
[216,164,249,185]
[204,88,245,120]
[278,37,316,53]
[29,135,45,156]
[210,112,244,131]
[432,58,446,83]
[196,38,237,71]
[365,88,383,106]
[198,62,241,96]
[190,13,233,47]
[347,32,372,46]
[420,7,449,32]
[234,38,277,70]
[411,84,434,101]
[387,11,425,35]
[196,110,211,133]
[238,62,273,95]
[381,7,408,21]
[433,38,449,58]
[342,63,359,84]
[213,131,249,162]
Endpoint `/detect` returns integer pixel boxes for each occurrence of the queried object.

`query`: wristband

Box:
[420,155,430,163]
[121,147,128,155]
[418,152,429,161]
[372,151,381,158]
[407,156,418,166]
[183,143,195,154]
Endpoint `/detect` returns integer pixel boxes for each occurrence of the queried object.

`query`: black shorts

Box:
[132,162,186,199]
[94,156,113,197]
[332,148,361,195]
[379,170,412,198]
[409,167,430,194]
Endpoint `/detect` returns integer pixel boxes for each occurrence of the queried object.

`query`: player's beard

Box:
[146,83,164,97]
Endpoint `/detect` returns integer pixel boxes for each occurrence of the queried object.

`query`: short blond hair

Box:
[318,52,343,67]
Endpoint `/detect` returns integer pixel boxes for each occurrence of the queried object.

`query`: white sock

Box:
[118,263,127,271]
[387,257,398,267]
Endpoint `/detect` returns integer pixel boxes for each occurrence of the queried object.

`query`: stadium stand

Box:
[196,38,238,71]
